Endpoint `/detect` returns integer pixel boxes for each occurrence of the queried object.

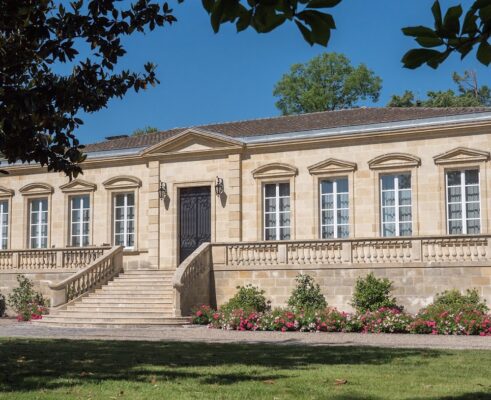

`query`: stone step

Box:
[95,288,172,294]
[122,271,174,275]
[67,306,174,313]
[34,319,190,328]
[107,282,171,288]
[81,297,172,304]
[38,316,188,324]
[55,310,174,318]
[87,294,172,300]
[110,278,173,282]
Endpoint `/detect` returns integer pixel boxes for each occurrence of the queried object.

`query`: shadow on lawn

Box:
[0,339,441,393]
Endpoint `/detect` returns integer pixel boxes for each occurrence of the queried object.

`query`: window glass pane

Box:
[1,201,8,213]
[322,210,334,225]
[115,221,124,234]
[337,209,349,225]
[31,225,38,236]
[72,236,80,247]
[72,210,80,223]
[279,197,290,212]
[399,223,412,236]
[338,225,349,238]
[399,206,412,222]
[126,193,135,206]
[72,196,81,209]
[321,180,333,194]
[127,207,135,220]
[467,219,480,234]
[115,207,124,220]
[448,203,462,219]
[399,190,411,206]
[465,170,479,185]
[41,238,48,248]
[337,178,348,193]
[265,213,276,228]
[383,223,396,237]
[398,174,411,190]
[449,220,462,234]
[279,213,290,227]
[264,184,276,197]
[337,193,349,209]
[127,220,135,233]
[321,194,334,210]
[466,202,480,219]
[127,234,135,247]
[447,171,461,186]
[382,207,395,222]
[382,191,395,207]
[114,234,124,246]
[83,223,90,235]
[279,183,290,196]
[265,199,276,212]
[279,227,290,240]
[448,186,461,203]
[465,185,479,202]
[322,225,334,239]
[115,194,125,206]
[41,212,48,224]
[264,228,276,241]
[381,175,395,190]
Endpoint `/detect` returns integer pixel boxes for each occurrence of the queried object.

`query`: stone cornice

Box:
[368,153,421,170]
[102,175,142,190]
[433,146,490,165]
[60,178,97,193]
[252,163,298,179]
[19,182,54,196]
[308,158,357,175]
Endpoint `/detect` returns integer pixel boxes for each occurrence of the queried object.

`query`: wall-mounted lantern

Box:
[215,176,224,195]
[158,181,167,200]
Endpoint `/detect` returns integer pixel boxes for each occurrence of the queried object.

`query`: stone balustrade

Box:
[212,235,491,268]
[49,246,124,307]
[173,243,213,316]
[0,246,111,271]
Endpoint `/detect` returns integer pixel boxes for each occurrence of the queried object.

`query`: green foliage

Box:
[287,274,327,311]
[273,53,382,115]
[182,0,341,46]
[388,70,491,107]
[7,275,48,321]
[0,292,5,317]
[132,126,159,136]
[402,1,491,69]
[431,288,488,313]
[221,284,270,313]
[351,273,398,313]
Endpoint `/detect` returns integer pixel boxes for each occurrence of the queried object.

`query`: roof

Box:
[84,107,491,153]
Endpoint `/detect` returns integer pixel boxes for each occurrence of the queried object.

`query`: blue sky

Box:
[78,1,490,144]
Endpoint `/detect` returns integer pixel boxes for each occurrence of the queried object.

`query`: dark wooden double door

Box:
[179,186,211,263]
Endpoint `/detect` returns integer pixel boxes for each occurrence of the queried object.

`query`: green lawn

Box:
[0,338,491,399]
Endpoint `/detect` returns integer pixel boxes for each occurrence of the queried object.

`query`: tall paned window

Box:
[29,198,48,248]
[0,201,8,249]
[320,178,349,238]
[264,183,291,240]
[70,195,90,247]
[114,193,135,248]
[446,169,480,234]
[380,174,412,237]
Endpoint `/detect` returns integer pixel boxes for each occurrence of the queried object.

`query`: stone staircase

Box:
[37,269,190,327]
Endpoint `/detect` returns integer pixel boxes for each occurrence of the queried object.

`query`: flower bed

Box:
[192,304,491,336]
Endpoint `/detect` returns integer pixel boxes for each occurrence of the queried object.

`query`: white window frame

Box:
[380,174,412,237]
[70,195,90,247]
[29,198,49,249]
[113,192,135,249]
[263,182,290,241]
[446,169,481,235]
[0,200,9,250]
[319,177,349,239]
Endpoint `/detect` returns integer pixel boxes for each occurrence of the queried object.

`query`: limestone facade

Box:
[1,109,491,312]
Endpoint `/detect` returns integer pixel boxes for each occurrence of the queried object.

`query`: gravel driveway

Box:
[1,318,491,350]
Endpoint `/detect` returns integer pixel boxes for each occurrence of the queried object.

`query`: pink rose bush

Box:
[192,303,491,336]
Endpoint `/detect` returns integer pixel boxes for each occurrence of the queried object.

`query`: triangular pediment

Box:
[0,185,14,197]
[252,163,298,179]
[433,147,490,165]
[308,158,357,175]
[60,178,96,193]
[368,153,421,170]
[142,128,244,156]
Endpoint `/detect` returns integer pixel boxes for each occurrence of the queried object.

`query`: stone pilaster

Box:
[227,153,242,241]
[147,161,160,268]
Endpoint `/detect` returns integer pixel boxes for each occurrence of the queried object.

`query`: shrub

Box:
[430,289,488,313]
[191,304,216,325]
[221,284,270,313]
[7,275,48,321]
[359,307,413,334]
[351,273,398,313]
[287,274,327,311]
[0,292,5,317]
